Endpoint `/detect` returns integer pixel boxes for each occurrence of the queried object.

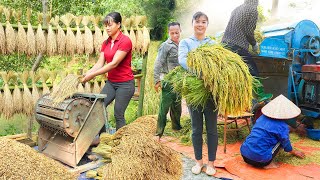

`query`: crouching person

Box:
[240,94,305,168]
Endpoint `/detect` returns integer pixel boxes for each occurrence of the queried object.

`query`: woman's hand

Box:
[290,149,305,159]
[81,72,95,83]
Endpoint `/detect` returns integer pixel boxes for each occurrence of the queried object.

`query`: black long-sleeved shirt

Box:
[222,0,258,51]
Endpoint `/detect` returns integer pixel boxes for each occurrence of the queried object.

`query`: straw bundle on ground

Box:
[1,71,14,119]
[61,13,76,56]
[0,6,6,54]
[39,69,50,94]
[75,16,84,54]
[142,26,150,55]
[26,8,36,56]
[46,17,57,56]
[103,115,182,180]
[50,74,80,104]
[84,82,91,93]
[92,16,103,55]
[82,16,94,55]
[92,79,100,93]
[15,10,27,54]
[0,137,77,179]
[36,13,46,54]
[129,27,136,51]
[12,73,23,113]
[21,71,33,115]
[4,8,16,54]
[55,16,66,55]
[30,71,40,105]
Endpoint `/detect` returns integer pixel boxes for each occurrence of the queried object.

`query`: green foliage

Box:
[0,54,34,72]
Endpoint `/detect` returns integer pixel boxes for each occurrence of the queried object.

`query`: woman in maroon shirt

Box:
[82,12,135,130]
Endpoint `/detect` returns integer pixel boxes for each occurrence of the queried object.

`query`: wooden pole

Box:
[137,53,148,117]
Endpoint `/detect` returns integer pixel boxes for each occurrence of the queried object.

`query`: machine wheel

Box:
[307,36,320,57]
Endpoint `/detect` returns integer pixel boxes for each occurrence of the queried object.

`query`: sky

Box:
[178,0,320,38]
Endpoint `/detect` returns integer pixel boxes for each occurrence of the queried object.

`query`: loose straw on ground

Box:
[0,6,6,54]
[21,71,33,115]
[26,8,36,56]
[93,16,103,55]
[47,17,57,56]
[36,12,46,54]
[82,16,94,55]
[12,73,23,113]
[15,10,27,54]
[4,8,16,54]
[1,71,14,119]
[49,74,80,104]
[61,13,76,55]
[75,16,84,54]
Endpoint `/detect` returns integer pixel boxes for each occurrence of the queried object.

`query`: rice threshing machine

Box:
[35,93,108,167]
[256,19,320,119]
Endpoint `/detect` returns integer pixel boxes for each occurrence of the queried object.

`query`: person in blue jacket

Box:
[240,94,305,168]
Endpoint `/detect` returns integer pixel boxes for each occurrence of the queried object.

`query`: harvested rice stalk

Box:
[77,83,85,93]
[122,16,130,28]
[4,8,16,54]
[15,10,27,54]
[12,73,23,113]
[36,12,46,54]
[129,27,136,51]
[21,71,33,115]
[39,69,50,94]
[0,91,3,113]
[84,82,91,93]
[1,71,14,119]
[54,16,66,55]
[46,17,57,56]
[133,16,142,27]
[135,26,143,54]
[92,16,103,55]
[123,25,129,37]
[61,13,76,55]
[26,8,36,56]
[142,26,150,55]
[102,22,109,41]
[30,71,40,104]
[82,16,94,55]
[92,78,100,93]
[49,70,58,92]
[75,16,84,54]
[50,74,80,104]
[0,138,77,179]
[140,16,147,26]
[0,6,6,54]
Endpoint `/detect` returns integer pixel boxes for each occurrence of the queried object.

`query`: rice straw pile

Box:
[49,74,80,104]
[103,115,182,180]
[12,73,23,113]
[30,71,40,105]
[61,13,76,55]
[47,17,57,56]
[129,27,136,51]
[55,16,66,55]
[39,69,50,94]
[21,71,33,115]
[0,6,6,54]
[36,12,46,54]
[75,16,84,54]
[15,10,27,54]
[0,137,77,179]
[4,8,16,54]
[166,44,254,116]
[1,71,14,119]
[26,8,36,56]
[92,16,103,55]
[82,16,94,55]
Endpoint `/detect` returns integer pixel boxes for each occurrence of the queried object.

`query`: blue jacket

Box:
[240,115,293,162]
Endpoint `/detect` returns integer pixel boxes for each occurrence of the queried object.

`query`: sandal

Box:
[206,166,216,176]
[191,163,203,174]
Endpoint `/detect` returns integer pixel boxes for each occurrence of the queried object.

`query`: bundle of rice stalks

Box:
[134,16,145,27]
[122,16,131,28]
[92,16,103,55]
[30,71,40,104]
[129,27,136,51]
[103,115,182,180]
[36,12,46,54]
[82,16,94,55]
[14,10,27,54]
[92,78,100,93]
[46,17,57,56]
[49,74,80,104]
[75,16,84,54]
[77,83,85,93]
[84,82,91,93]
[49,70,58,92]
[186,44,254,115]
[140,16,147,26]
[0,138,77,179]
[1,71,14,119]
[249,29,265,54]
[100,75,106,91]
[123,25,129,37]
[102,24,108,41]
[21,71,33,115]
[135,26,143,54]
[142,26,150,55]
[39,69,50,94]
[12,73,23,113]
[61,13,76,56]
[54,16,66,55]
[0,6,6,54]
[4,8,16,54]
[26,8,36,56]
[0,91,3,113]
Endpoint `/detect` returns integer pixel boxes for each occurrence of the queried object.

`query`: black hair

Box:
[192,11,209,24]
[168,22,180,28]
[104,12,122,27]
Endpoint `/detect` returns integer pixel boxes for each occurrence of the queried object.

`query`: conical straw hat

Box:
[261,94,301,120]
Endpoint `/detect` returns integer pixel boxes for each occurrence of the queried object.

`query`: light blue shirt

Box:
[178,35,215,70]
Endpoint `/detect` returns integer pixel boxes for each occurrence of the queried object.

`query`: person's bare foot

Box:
[263,162,279,169]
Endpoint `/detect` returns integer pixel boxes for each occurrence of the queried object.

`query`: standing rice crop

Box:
[36,12,46,54]
[30,71,40,105]
[15,10,27,54]
[4,8,16,54]
[142,26,150,55]
[26,8,36,56]
[1,71,14,119]
[129,27,136,52]
[75,16,84,54]
[49,74,80,104]
[46,17,57,56]
[92,16,103,55]
[54,16,66,55]
[82,16,94,55]
[21,71,33,115]
[12,73,23,113]
[61,13,76,56]
[39,69,50,95]
[0,6,6,54]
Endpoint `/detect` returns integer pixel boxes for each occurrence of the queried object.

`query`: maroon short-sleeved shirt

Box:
[101,32,134,82]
